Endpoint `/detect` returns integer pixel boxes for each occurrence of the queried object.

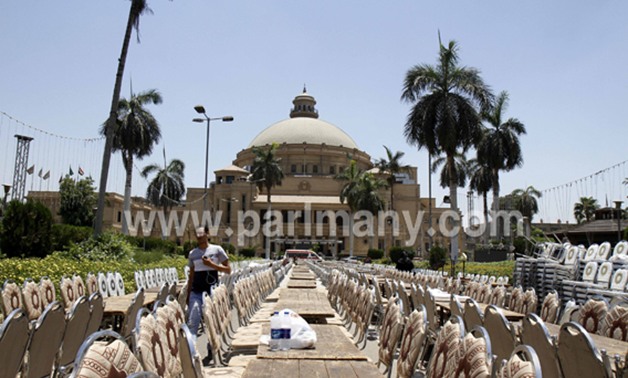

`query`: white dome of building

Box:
[247,89,358,149]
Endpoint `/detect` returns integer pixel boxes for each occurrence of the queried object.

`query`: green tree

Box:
[468,158,493,243]
[573,196,599,224]
[402,37,493,263]
[250,142,284,259]
[101,89,162,235]
[431,150,471,189]
[142,156,185,237]
[511,186,542,236]
[96,0,158,235]
[1,200,53,258]
[478,91,526,240]
[374,146,411,251]
[59,175,97,227]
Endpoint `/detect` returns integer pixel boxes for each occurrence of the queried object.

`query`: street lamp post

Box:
[193,105,233,226]
[614,200,623,243]
[1,184,11,218]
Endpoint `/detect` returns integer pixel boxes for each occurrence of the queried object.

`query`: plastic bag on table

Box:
[281,308,317,349]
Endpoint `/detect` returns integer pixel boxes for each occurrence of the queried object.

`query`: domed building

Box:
[184,89,452,257]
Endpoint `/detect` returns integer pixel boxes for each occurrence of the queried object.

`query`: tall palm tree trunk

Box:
[121,152,134,234]
[482,193,489,244]
[447,155,460,267]
[349,213,355,258]
[95,2,140,236]
[491,170,501,241]
[265,192,272,259]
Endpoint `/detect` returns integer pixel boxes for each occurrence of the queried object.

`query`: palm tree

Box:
[336,160,363,257]
[574,196,599,224]
[478,91,526,240]
[142,155,185,237]
[511,186,542,237]
[468,158,493,243]
[95,0,156,235]
[101,88,162,234]
[430,150,471,189]
[401,37,493,263]
[374,146,411,253]
[250,143,284,259]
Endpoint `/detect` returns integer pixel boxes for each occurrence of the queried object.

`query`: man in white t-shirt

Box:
[186,227,231,342]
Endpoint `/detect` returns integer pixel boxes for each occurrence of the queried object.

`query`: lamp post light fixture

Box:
[193,105,233,225]
[614,200,623,243]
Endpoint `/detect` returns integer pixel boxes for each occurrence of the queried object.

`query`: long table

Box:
[274,289,335,320]
[241,359,383,378]
[103,291,158,316]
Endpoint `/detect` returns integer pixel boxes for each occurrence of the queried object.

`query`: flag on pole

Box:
[43,170,50,180]
[69,166,74,176]
[59,175,63,183]
[38,168,43,178]
[27,165,35,174]
[78,166,84,176]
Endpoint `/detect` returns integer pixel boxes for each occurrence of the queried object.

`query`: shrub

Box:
[389,246,415,263]
[221,243,236,254]
[133,249,165,265]
[367,248,384,259]
[238,247,256,258]
[428,245,447,270]
[51,224,92,252]
[1,200,53,258]
[61,232,135,261]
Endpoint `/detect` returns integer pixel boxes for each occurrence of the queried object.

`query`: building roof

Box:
[567,219,628,234]
[214,164,249,174]
[247,90,358,149]
[252,195,342,205]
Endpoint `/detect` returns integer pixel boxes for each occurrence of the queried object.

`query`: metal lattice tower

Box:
[11,134,34,202]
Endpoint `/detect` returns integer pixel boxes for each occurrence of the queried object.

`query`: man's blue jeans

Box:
[187,291,205,337]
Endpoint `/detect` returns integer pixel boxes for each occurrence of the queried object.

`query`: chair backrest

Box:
[157,283,169,304]
[498,345,543,378]
[463,298,483,331]
[539,291,561,324]
[563,245,580,266]
[86,291,104,337]
[39,276,56,309]
[508,286,523,313]
[426,315,465,378]
[70,330,142,378]
[488,286,507,308]
[0,308,30,378]
[557,321,611,378]
[577,296,609,334]
[60,276,78,310]
[451,326,493,378]
[22,301,66,378]
[612,240,628,258]
[583,244,599,261]
[484,305,515,364]
[135,271,146,290]
[520,288,538,315]
[22,278,43,321]
[97,272,109,298]
[106,272,117,297]
[597,242,611,260]
[450,294,464,320]
[156,300,185,377]
[178,323,203,378]
[57,295,91,371]
[73,273,87,298]
[521,313,561,378]
[424,289,438,334]
[85,272,99,296]
[2,279,24,315]
[115,272,125,296]
[396,306,428,378]
[120,289,145,339]
[610,269,628,291]
[596,261,613,286]
[134,310,170,376]
[581,261,598,282]
[477,283,492,304]
[378,298,404,373]
[601,301,628,342]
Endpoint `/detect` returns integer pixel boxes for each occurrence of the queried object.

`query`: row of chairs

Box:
[0,291,104,378]
[134,267,180,291]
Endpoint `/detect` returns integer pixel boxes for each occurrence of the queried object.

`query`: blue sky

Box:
[1,1,627,224]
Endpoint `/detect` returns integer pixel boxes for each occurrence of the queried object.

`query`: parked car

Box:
[284,249,323,262]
